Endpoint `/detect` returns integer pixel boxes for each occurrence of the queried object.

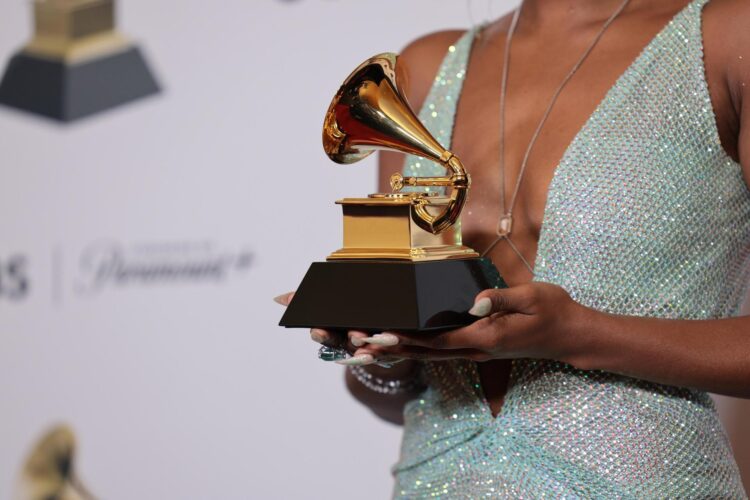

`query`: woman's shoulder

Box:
[702,0,750,119]
[399,30,467,111]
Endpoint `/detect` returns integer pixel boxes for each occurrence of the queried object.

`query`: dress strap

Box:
[692,0,711,10]
[403,28,480,189]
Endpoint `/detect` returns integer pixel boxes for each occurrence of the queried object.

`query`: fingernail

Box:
[363,333,399,346]
[468,297,492,317]
[310,329,326,344]
[273,292,293,306]
[349,330,368,347]
[336,354,375,366]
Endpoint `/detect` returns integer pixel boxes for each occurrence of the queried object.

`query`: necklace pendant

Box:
[497,214,513,237]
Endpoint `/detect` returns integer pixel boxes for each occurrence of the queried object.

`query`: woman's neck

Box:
[516,0,634,29]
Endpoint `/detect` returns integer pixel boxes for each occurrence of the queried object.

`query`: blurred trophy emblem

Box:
[0,0,159,122]
[280,53,502,333]
[15,425,96,500]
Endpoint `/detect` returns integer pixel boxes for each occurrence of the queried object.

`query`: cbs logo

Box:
[0,255,29,301]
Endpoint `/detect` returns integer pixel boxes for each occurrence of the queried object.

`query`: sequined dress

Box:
[396,0,750,497]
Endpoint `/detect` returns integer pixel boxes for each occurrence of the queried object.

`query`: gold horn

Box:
[16,425,96,500]
[323,53,470,234]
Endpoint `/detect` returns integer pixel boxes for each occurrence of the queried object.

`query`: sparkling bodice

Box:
[395,0,750,497]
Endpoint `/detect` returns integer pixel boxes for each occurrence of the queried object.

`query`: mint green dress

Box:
[397,0,750,497]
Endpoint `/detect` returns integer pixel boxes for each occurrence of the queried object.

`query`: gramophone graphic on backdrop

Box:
[279,53,504,334]
[0,0,159,122]
[15,425,96,500]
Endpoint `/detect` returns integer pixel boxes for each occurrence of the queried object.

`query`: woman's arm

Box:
[349,283,750,398]
[344,360,423,425]
[571,308,750,397]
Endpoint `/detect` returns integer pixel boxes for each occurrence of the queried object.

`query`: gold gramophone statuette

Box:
[323,53,478,261]
[280,53,503,333]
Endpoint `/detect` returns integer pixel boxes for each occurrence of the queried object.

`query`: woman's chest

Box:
[443,16,740,282]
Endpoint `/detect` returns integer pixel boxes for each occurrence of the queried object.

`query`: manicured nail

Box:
[349,331,368,347]
[273,292,293,306]
[336,354,375,366]
[468,297,492,317]
[310,329,326,344]
[363,333,399,346]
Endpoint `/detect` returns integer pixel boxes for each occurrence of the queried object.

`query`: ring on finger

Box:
[318,345,350,362]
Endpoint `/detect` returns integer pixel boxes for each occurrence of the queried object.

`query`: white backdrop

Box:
[0,1,748,499]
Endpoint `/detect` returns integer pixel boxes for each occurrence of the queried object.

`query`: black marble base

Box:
[279,258,504,333]
[0,46,159,122]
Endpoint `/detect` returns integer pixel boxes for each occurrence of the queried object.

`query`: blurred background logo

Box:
[74,240,254,295]
[0,254,29,302]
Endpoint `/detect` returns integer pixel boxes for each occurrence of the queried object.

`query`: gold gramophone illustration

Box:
[280,53,501,333]
[15,425,96,500]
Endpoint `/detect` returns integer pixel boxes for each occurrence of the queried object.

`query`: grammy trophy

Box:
[279,53,504,333]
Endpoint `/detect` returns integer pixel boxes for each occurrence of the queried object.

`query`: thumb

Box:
[273,291,295,306]
[468,287,531,317]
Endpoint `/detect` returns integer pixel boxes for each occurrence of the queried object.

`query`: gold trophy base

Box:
[328,195,479,262]
[279,194,500,332]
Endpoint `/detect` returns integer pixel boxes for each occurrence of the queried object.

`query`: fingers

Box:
[306,328,493,365]
[356,284,545,356]
[336,352,377,366]
[309,328,495,365]
[349,344,489,363]
[308,329,374,357]
[273,291,295,306]
[338,331,402,366]
[470,285,537,318]
[361,332,399,346]
[380,318,501,352]
[348,330,370,348]
[303,285,528,363]
[309,328,346,348]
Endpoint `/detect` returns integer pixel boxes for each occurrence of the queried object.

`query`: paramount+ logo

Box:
[74,240,254,295]
[0,240,254,306]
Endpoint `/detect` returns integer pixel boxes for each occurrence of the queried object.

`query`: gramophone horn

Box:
[16,425,96,500]
[323,53,470,235]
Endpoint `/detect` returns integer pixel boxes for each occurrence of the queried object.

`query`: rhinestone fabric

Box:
[401,27,475,247]
[396,0,750,497]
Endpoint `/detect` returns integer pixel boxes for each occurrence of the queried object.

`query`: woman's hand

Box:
[274,291,422,425]
[273,291,408,366]
[274,291,349,351]
[347,283,592,365]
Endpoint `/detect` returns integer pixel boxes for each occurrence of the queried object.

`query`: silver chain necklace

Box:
[481,0,632,275]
